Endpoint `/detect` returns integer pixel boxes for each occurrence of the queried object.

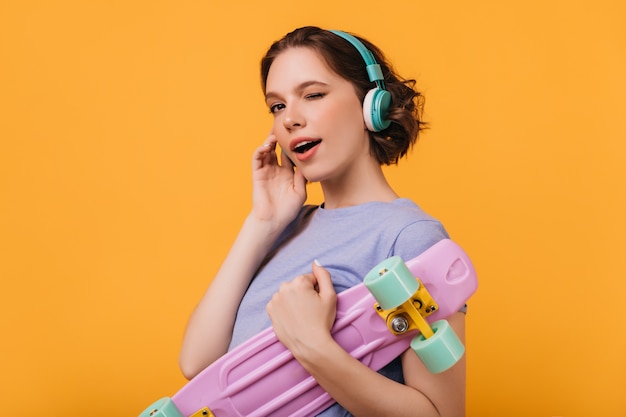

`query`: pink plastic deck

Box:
[170,239,477,416]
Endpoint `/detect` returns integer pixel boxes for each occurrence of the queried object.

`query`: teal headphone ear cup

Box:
[363,88,392,132]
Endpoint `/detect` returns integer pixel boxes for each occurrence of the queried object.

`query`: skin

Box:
[180,46,466,417]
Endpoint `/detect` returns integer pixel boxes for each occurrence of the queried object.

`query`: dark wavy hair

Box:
[260,26,427,165]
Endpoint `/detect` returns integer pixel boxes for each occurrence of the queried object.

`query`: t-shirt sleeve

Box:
[389,219,450,263]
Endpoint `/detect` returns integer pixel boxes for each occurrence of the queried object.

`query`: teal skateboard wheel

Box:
[410,319,464,373]
[138,397,184,417]
[364,256,419,310]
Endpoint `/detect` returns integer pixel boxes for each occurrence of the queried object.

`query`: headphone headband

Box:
[329,30,385,88]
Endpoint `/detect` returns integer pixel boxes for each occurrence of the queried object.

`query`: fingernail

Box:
[314,259,322,266]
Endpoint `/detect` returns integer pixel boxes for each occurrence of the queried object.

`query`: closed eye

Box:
[268,92,325,114]
[305,92,325,100]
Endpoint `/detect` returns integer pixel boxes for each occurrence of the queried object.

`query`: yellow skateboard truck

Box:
[372,273,438,340]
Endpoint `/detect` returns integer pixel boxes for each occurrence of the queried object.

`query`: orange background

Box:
[1,1,625,416]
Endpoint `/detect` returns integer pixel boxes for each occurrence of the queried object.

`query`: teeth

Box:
[293,140,321,153]
[294,141,313,150]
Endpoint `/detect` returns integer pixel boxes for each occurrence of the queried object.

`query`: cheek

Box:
[272,117,287,138]
[319,99,365,132]
[342,94,367,129]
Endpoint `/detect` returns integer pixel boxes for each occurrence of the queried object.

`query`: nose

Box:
[282,104,305,131]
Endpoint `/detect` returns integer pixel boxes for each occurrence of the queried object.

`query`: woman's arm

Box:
[267,262,466,417]
[179,215,284,379]
[179,136,306,379]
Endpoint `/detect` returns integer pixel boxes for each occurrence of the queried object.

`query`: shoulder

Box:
[384,199,450,261]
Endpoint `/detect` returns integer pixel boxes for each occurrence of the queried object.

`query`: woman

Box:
[179,26,466,416]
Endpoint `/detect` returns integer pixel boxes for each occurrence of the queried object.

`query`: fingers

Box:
[254,133,297,171]
[311,260,336,300]
[252,134,279,173]
[277,262,333,295]
[280,273,316,292]
[255,133,276,155]
[266,265,337,345]
[263,132,277,150]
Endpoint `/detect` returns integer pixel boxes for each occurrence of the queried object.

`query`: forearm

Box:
[179,215,282,379]
[295,339,441,417]
[292,312,467,417]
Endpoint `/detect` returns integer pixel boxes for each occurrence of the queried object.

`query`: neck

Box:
[319,161,398,209]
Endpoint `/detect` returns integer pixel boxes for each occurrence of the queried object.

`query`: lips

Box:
[292,139,322,153]
[290,137,322,162]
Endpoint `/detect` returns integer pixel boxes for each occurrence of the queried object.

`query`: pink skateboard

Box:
[139,239,477,417]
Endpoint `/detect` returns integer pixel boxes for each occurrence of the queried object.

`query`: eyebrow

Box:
[265,80,330,102]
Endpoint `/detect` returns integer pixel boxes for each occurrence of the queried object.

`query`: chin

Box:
[299,170,325,184]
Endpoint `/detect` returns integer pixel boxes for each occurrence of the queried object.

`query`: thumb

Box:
[311,260,336,298]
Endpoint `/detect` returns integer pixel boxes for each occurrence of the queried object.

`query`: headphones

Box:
[329,30,392,132]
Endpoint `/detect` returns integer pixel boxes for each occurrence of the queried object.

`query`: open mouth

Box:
[293,139,322,154]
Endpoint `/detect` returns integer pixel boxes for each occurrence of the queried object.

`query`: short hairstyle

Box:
[260,26,427,165]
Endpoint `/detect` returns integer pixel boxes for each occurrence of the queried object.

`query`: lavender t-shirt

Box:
[228,199,448,416]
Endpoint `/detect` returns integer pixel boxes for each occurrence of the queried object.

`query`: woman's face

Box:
[265,47,372,184]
